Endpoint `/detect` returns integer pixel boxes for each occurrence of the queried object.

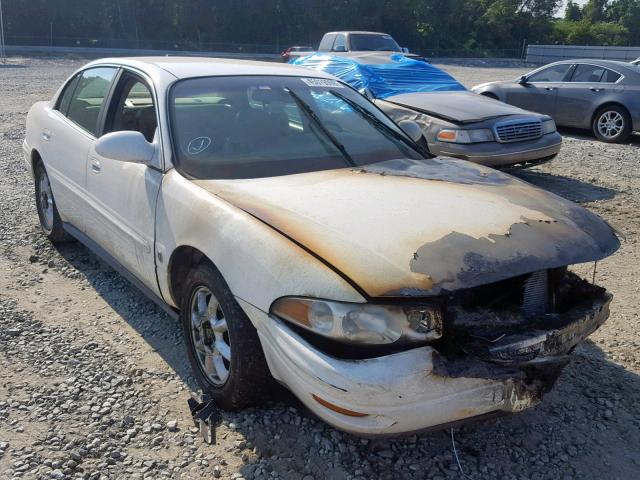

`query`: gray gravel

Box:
[1,56,639,480]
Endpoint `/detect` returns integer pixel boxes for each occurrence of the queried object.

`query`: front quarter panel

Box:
[156,170,365,312]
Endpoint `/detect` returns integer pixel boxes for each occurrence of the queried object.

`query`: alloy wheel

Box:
[189,286,231,385]
[597,110,624,139]
[38,169,54,231]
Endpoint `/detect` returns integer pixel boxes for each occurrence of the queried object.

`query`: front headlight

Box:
[542,119,557,134]
[436,128,494,144]
[271,297,443,345]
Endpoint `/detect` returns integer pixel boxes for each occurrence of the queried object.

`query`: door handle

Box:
[90,158,101,173]
[590,87,603,92]
[42,129,51,141]
[544,87,556,91]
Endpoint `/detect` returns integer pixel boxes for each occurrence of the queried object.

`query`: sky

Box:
[557,0,588,17]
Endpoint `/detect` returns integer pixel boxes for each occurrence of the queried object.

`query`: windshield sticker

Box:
[187,136,212,155]
[301,78,344,89]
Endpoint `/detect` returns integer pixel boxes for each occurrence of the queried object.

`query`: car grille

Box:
[494,119,542,143]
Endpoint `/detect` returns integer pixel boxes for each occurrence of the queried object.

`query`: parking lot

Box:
[0,56,639,480]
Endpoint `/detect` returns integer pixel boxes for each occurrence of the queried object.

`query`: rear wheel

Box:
[34,161,72,242]
[181,262,273,409]
[592,105,632,143]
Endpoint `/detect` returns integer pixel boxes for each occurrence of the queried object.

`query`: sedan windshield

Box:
[170,75,422,179]
[349,34,401,52]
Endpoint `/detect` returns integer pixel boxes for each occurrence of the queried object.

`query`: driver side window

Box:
[528,64,571,83]
[104,73,157,142]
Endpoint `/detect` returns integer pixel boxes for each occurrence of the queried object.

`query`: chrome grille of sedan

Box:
[494,119,543,143]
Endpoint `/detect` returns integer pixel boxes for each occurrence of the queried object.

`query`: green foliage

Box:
[564,1,583,20]
[1,0,639,53]
[551,19,629,45]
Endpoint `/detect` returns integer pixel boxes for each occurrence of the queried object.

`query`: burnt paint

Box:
[200,157,620,298]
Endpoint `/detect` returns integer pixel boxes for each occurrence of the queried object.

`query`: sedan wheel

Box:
[181,262,274,408]
[593,106,631,143]
[34,162,72,242]
[38,169,55,231]
[189,286,231,385]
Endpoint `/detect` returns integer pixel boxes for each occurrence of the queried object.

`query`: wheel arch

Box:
[591,101,631,127]
[29,148,43,176]
[167,245,212,308]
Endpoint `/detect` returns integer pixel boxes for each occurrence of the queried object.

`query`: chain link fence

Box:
[6,35,525,59]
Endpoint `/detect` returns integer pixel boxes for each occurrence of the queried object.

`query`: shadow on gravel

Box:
[52,241,201,391]
[513,169,618,203]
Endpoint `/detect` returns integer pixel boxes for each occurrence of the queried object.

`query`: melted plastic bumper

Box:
[249,290,611,435]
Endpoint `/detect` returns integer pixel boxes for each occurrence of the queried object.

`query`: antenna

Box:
[0,0,6,64]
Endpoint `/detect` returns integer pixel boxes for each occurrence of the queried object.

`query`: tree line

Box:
[3,0,640,55]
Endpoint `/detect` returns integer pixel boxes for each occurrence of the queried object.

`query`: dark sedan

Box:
[472,59,640,143]
[294,53,562,169]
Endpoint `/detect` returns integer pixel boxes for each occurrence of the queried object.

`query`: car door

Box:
[42,67,118,230]
[84,69,163,293]
[554,64,623,128]
[506,63,573,118]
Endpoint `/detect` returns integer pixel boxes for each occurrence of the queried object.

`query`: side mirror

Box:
[398,120,424,143]
[95,131,154,164]
[518,75,529,85]
[333,45,347,53]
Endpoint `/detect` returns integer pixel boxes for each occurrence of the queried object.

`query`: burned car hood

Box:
[195,158,619,298]
[385,91,531,124]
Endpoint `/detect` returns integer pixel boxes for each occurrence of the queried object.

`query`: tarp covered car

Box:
[293,54,563,169]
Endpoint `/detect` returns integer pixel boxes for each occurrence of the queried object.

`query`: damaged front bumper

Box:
[255,290,611,436]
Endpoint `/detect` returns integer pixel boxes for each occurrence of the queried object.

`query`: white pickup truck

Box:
[285,30,424,61]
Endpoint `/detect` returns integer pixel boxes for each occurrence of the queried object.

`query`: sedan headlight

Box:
[542,119,557,134]
[436,128,494,144]
[271,297,443,345]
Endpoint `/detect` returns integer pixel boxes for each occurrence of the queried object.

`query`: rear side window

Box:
[66,67,117,136]
[56,74,80,115]
[333,34,346,51]
[319,34,336,51]
[570,64,606,82]
[601,69,621,83]
[528,64,571,82]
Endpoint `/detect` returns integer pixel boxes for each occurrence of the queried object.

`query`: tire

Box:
[592,105,632,143]
[34,161,72,243]
[180,261,273,409]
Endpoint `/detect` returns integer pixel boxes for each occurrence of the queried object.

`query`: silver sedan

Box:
[472,59,640,143]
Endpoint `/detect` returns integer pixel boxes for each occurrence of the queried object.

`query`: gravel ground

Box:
[0,56,639,480]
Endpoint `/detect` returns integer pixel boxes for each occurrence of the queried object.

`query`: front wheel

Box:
[181,262,273,409]
[34,162,72,242]
[592,105,632,143]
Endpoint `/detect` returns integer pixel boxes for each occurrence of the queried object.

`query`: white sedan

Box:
[24,57,619,435]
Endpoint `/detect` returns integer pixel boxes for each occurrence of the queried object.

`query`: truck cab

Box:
[286,31,424,62]
[318,31,406,54]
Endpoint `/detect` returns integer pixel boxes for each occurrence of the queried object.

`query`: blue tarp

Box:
[291,54,466,99]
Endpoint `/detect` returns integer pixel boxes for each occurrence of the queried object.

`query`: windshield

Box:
[349,34,401,52]
[169,75,422,179]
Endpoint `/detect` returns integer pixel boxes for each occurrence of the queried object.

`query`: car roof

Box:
[84,56,337,80]
[325,31,392,36]
[551,58,638,71]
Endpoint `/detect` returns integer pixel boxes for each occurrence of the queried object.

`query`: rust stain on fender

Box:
[195,158,619,298]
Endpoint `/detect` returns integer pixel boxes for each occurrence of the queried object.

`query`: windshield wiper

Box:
[328,90,418,154]
[285,88,356,167]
